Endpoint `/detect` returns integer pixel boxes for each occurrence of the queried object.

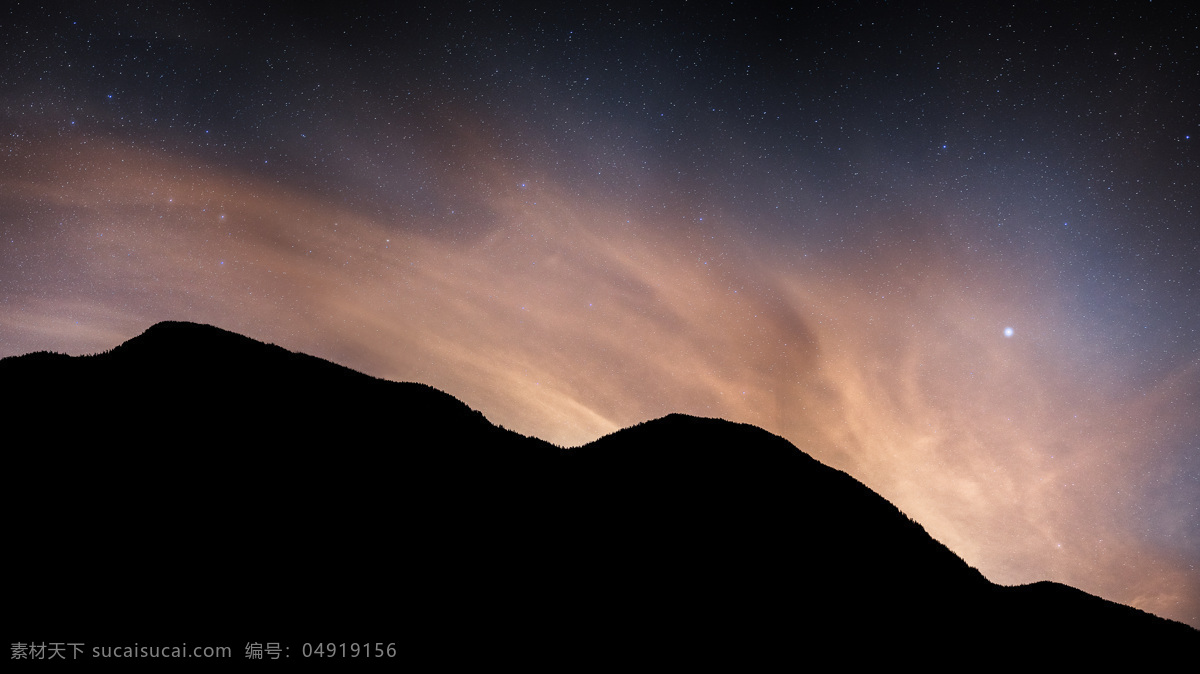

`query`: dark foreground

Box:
[6,321,1196,667]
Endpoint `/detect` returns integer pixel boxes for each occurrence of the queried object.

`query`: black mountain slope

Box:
[4,321,1196,665]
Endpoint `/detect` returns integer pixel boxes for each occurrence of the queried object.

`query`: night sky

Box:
[3,2,1197,627]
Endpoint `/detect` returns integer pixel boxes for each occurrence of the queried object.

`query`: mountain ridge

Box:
[5,320,1196,664]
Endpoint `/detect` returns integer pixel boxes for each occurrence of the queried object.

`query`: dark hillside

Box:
[3,321,555,643]
[4,322,1195,666]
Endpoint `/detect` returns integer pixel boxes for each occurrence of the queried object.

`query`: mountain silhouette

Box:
[5,321,1196,665]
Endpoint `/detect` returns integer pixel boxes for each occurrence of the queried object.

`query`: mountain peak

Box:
[6,322,1196,660]
[112,320,274,357]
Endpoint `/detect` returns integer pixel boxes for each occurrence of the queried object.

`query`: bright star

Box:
[1004,327,1014,338]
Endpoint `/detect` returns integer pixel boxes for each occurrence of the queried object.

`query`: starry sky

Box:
[2,1,1197,627]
